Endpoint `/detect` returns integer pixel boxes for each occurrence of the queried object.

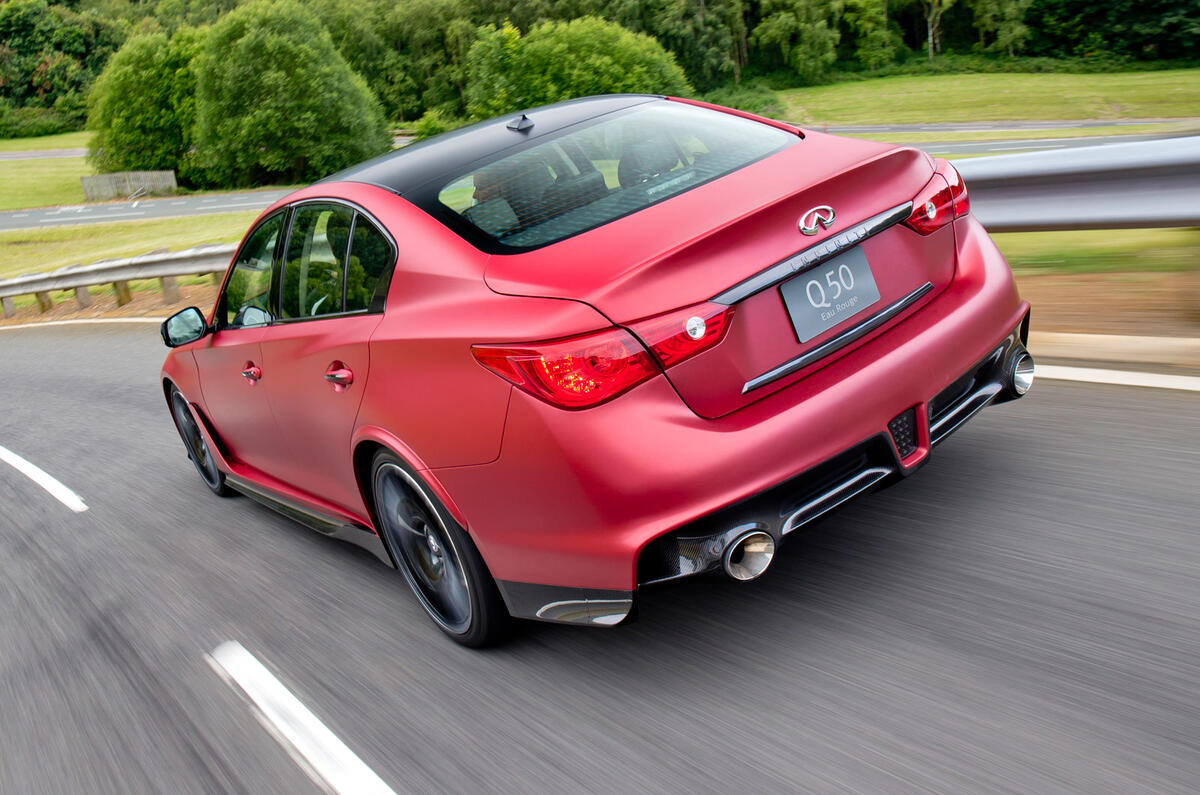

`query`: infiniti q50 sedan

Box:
[160,94,1033,646]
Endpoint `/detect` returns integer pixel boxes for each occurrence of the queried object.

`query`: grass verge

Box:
[0,156,94,210]
[0,130,92,153]
[994,228,1200,275]
[0,211,258,279]
[779,69,1200,125]
[842,122,1198,144]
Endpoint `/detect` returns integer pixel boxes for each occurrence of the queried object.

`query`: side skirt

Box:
[225,473,394,568]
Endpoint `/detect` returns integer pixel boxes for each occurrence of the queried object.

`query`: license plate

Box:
[780,246,881,343]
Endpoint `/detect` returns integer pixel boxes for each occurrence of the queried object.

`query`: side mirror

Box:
[161,307,209,348]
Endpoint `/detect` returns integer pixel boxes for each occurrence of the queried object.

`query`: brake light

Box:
[627,302,735,368]
[904,160,969,235]
[473,328,659,409]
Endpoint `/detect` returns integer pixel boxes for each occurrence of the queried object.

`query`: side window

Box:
[280,204,354,319]
[345,215,396,313]
[222,213,283,329]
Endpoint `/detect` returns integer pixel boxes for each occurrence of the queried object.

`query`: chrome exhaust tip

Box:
[1009,350,1035,396]
[722,531,776,582]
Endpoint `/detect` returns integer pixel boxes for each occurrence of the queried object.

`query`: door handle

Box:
[241,364,262,382]
[324,365,354,389]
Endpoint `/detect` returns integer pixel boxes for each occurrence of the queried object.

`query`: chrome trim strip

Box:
[742,281,935,394]
[713,202,913,305]
[929,382,1003,445]
[780,466,893,536]
[226,473,394,567]
[535,598,634,626]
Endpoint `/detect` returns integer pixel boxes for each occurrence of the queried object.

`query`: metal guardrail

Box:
[954,135,1200,232]
[0,243,233,317]
[1,137,1197,318]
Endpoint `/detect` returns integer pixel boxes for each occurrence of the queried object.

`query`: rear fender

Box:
[350,425,471,530]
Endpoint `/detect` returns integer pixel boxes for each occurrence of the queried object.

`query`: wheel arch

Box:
[350,427,472,532]
[164,376,234,473]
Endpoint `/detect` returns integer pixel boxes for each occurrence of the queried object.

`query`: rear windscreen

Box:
[437,103,795,250]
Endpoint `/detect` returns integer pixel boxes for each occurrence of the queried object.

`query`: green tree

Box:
[602,0,748,90]
[752,0,842,84]
[0,0,125,128]
[919,0,956,60]
[971,0,1031,55]
[192,0,391,186]
[87,28,205,179]
[465,17,693,119]
[845,0,901,69]
[1024,0,1198,60]
[376,0,478,121]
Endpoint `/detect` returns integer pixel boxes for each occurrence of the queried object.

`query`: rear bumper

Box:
[434,216,1029,622]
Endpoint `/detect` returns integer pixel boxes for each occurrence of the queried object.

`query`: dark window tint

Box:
[281,204,354,319]
[222,213,282,328]
[345,215,395,313]
[437,103,794,250]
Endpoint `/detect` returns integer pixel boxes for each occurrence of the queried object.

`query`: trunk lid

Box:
[485,132,955,417]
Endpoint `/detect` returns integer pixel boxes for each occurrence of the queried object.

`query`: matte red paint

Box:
[162,99,1028,604]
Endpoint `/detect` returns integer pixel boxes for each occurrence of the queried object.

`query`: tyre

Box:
[371,450,511,647]
[169,386,232,497]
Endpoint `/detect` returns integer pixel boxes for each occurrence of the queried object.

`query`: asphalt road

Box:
[0,190,292,232]
[1,322,1198,794]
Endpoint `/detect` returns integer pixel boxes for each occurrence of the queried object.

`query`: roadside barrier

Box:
[2,136,1197,317]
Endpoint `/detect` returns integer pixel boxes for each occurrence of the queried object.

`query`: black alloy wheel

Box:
[371,450,510,647]
[169,386,231,496]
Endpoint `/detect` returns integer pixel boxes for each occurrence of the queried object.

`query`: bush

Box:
[413,108,469,140]
[87,29,205,181]
[700,82,785,118]
[192,0,392,187]
[752,0,842,85]
[0,100,78,138]
[465,17,693,119]
[0,0,125,122]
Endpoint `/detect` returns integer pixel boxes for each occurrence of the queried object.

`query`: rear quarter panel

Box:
[353,189,615,471]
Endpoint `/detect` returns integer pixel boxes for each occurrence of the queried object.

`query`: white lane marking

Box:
[983,142,1067,152]
[1037,364,1200,392]
[193,200,275,211]
[0,318,165,331]
[38,212,145,223]
[208,642,396,795]
[0,444,88,512]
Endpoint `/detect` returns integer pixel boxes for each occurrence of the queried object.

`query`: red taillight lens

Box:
[627,302,735,368]
[905,160,969,235]
[473,328,659,409]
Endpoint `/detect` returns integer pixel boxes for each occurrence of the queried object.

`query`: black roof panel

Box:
[323,94,663,198]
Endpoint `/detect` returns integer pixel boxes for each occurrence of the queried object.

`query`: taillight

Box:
[905,160,969,235]
[473,328,659,409]
[627,302,735,368]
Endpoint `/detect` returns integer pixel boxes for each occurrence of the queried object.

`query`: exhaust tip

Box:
[723,531,776,582]
[1009,351,1035,396]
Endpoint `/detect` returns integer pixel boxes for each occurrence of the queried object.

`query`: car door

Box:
[258,201,396,513]
[192,210,287,474]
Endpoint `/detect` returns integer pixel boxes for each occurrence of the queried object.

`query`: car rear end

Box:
[417,97,1032,625]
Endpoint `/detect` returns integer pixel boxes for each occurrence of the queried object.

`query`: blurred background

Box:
[1,1,1197,792]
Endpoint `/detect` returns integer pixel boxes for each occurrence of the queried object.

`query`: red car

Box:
[161,95,1033,646]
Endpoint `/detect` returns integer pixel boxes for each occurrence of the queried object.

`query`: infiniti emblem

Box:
[799,205,836,236]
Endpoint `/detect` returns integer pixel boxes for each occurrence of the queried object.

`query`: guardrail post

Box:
[1,297,14,318]
[74,286,92,308]
[160,276,180,304]
[113,280,132,306]
[211,272,222,286]
[35,292,53,313]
